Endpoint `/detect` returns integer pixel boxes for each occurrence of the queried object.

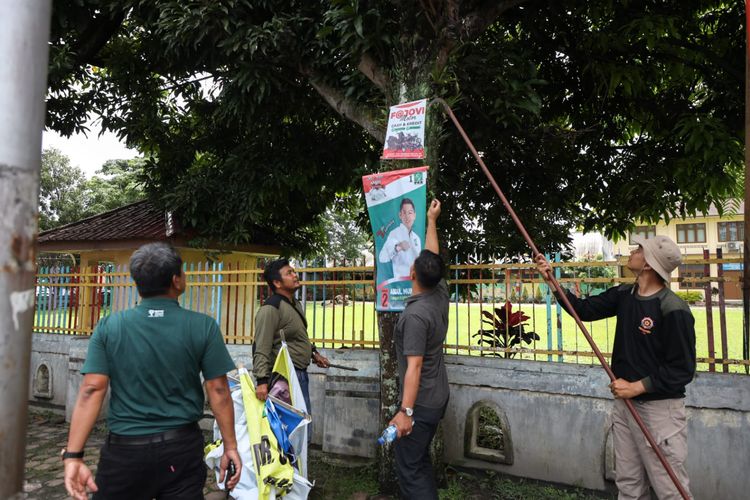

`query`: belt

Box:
[107,422,200,446]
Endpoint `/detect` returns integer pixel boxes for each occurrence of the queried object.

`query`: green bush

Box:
[676,291,703,304]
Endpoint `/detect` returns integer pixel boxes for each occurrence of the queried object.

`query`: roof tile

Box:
[38,201,174,242]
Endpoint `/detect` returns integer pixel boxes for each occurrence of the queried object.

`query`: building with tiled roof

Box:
[39,201,179,249]
[38,200,277,255]
[37,200,279,334]
[37,198,279,276]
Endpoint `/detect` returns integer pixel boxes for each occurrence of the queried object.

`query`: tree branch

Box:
[460,0,530,41]
[74,9,128,67]
[435,0,529,71]
[418,0,441,34]
[663,39,744,84]
[357,53,389,92]
[303,67,384,144]
[435,0,460,70]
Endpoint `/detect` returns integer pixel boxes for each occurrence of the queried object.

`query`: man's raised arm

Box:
[425,199,441,254]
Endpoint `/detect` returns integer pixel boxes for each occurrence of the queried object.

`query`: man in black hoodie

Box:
[536,235,695,499]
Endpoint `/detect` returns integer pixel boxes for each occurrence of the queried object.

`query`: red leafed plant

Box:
[472,301,540,358]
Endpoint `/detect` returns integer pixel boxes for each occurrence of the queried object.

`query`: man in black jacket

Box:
[536,234,695,500]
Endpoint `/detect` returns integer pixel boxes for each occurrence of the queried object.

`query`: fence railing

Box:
[34,255,748,373]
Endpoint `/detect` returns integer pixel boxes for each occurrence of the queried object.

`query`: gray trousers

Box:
[612,398,693,500]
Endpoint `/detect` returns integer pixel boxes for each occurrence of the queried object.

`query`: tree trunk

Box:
[376,74,447,493]
[377,311,401,494]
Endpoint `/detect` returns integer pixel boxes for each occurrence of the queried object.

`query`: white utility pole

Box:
[0,1,52,497]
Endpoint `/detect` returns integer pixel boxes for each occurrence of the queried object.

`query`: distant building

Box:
[571,232,615,260]
[37,200,279,334]
[611,202,744,300]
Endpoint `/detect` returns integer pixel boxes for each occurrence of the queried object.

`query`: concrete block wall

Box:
[441,355,750,500]
[310,352,750,499]
[29,334,82,410]
[30,336,750,498]
[309,349,381,457]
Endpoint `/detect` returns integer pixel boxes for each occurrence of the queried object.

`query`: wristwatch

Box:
[60,448,84,461]
[400,406,414,417]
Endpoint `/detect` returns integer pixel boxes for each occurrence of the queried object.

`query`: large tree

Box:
[47,0,744,256]
[84,158,148,215]
[317,193,372,263]
[46,2,745,491]
[39,149,146,231]
[39,147,88,230]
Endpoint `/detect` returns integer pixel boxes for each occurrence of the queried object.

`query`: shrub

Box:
[473,302,540,358]
[676,291,703,304]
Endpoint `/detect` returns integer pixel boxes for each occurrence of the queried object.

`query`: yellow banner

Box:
[240,370,294,498]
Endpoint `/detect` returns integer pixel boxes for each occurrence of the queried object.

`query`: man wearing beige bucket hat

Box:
[535,234,696,499]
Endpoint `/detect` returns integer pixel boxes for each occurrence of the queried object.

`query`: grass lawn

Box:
[33,298,748,374]
[304,300,748,374]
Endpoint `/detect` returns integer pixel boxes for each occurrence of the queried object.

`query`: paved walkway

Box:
[22,409,222,499]
[20,407,606,499]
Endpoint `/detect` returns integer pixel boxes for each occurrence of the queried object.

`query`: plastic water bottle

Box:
[377,424,398,445]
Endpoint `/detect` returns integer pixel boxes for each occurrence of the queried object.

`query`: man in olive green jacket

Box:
[253,258,329,412]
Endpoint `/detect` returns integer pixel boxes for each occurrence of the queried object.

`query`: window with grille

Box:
[629,226,656,244]
[718,222,744,242]
[676,223,706,244]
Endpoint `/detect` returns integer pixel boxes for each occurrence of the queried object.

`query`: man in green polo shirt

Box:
[63,243,241,500]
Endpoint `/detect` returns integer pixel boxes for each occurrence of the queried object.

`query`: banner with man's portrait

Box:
[362,166,429,311]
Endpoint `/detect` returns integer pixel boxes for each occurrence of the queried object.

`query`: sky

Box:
[41,124,139,177]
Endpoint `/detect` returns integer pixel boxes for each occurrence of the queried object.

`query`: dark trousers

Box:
[297,369,312,443]
[297,369,312,412]
[93,425,206,500]
[393,404,445,500]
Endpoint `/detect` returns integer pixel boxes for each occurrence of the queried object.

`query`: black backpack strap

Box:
[264,293,307,329]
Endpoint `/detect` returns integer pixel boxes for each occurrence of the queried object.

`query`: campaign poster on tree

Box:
[362,166,428,311]
[381,99,427,160]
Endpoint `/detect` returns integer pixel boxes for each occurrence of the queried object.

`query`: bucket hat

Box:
[631,234,682,283]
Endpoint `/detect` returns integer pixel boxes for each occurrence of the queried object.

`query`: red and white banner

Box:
[382,99,427,160]
[363,166,428,311]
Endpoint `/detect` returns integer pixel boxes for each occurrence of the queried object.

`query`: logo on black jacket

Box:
[638,316,654,335]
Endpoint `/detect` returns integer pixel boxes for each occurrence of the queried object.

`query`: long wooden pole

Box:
[434,97,691,500]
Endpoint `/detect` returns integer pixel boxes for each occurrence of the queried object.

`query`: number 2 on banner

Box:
[380,288,390,308]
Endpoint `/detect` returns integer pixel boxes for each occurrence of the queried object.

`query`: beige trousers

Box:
[612,398,693,500]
